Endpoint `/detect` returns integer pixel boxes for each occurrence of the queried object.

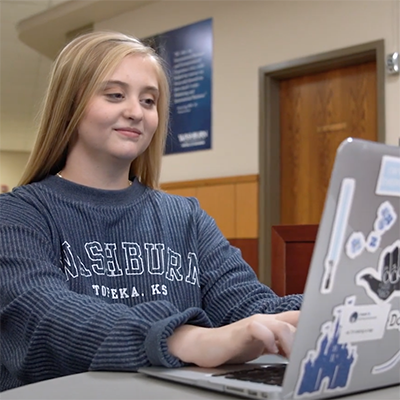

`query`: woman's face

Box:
[71,54,160,168]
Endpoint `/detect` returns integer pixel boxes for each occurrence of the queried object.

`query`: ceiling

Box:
[0,0,154,153]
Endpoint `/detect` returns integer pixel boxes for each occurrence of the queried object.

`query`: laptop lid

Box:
[282,138,400,399]
[140,138,400,400]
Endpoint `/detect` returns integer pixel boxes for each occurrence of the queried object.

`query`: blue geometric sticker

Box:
[365,231,381,253]
[295,307,358,398]
[345,232,366,259]
[373,201,397,234]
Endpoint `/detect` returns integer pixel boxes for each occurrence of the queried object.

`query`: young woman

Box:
[0,31,302,392]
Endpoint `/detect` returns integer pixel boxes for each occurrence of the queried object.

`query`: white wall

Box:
[96,0,400,184]
[0,151,30,191]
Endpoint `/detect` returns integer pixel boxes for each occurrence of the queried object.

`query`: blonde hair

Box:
[19,31,170,189]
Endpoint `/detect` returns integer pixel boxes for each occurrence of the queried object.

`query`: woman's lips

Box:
[114,128,142,138]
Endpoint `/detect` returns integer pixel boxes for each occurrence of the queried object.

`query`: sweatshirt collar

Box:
[36,175,150,207]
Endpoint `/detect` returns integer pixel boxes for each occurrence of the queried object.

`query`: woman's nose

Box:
[123,98,143,121]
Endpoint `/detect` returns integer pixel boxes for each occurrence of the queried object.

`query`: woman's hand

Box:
[167,311,299,368]
[274,310,300,327]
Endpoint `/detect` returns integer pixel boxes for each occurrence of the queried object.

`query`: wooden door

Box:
[279,61,377,225]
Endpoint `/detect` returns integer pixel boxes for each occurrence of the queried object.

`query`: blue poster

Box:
[143,19,213,155]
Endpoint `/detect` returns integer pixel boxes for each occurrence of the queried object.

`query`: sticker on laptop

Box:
[356,240,400,303]
[345,232,366,259]
[365,231,381,253]
[376,155,400,197]
[321,178,356,294]
[386,309,400,331]
[372,349,400,374]
[337,295,391,343]
[373,201,397,234]
[295,298,358,398]
[345,201,397,258]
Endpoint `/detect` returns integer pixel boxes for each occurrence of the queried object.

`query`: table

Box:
[3,358,400,400]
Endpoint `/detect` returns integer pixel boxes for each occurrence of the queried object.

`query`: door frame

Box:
[258,40,385,286]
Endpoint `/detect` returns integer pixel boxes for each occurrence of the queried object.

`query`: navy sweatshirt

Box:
[0,175,302,391]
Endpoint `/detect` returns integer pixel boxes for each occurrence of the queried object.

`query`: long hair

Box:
[19,31,170,189]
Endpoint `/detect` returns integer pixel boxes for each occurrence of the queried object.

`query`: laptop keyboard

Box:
[212,364,287,386]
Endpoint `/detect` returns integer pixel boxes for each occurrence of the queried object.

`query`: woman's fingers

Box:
[248,321,279,354]
[273,321,295,357]
[168,313,298,368]
[274,310,300,327]
[249,315,296,358]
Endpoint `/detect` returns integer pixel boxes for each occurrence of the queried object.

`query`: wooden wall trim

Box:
[162,174,259,241]
[161,174,258,190]
[161,177,260,275]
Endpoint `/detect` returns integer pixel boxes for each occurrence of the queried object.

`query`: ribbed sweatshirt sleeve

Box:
[0,222,211,390]
[192,203,303,326]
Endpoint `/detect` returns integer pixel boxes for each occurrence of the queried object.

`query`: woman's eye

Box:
[106,93,124,100]
[142,98,156,107]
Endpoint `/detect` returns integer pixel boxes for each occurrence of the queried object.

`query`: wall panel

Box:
[162,175,259,274]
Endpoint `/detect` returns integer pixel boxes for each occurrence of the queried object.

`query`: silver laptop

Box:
[139,138,400,399]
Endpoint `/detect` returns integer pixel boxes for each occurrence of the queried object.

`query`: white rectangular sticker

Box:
[338,302,391,343]
[376,155,400,197]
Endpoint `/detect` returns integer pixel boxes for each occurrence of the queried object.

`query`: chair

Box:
[271,224,319,296]
[229,238,258,276]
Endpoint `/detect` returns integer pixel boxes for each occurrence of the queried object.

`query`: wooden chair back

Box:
[271,224,319,296]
